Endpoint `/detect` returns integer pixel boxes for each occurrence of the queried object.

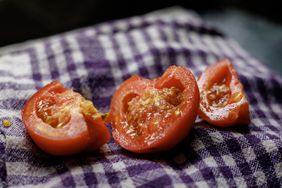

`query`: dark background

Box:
[0,0,281,74]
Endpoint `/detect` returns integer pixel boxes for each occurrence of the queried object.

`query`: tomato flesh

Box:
[22,81,110,156]
[108,66,199,153]
[198,59,250,126]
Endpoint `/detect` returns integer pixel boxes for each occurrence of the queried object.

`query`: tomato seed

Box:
[2,119,12,128]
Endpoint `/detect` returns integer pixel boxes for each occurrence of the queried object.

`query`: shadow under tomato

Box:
[22,119,251,172]
[31,141,107,159]
[117,129,198,167]
[117,119,251,170]
[194,120,251,134]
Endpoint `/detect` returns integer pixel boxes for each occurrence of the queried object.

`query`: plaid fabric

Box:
[1,7,282,187]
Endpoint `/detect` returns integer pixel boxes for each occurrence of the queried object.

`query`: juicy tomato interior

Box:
[206,79,231,108]
[36,90,76,128]
[198,59,250,126]
[108,66,199,153]
[124,87,183,145]
[22,81,110,156]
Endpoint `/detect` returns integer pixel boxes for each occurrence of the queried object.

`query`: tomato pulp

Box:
[22,81,110,156]
[198,59,250,127]
[108,65,199,153]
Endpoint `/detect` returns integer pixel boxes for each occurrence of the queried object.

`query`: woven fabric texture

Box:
[0,7,282,188]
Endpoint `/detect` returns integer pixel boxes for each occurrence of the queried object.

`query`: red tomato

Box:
[198,59,250,127]
[108,66,199,153]
[22,81,110,156]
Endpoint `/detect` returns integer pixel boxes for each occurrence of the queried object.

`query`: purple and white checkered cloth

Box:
[1,7,282,187]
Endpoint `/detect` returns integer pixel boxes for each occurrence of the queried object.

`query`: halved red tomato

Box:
[22,81,110,156]
[107,65,199,153]
[198,59,250,127]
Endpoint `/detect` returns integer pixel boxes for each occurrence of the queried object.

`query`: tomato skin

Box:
[198,59,250,127]
[108,66,199,153]
[22,81,110,156]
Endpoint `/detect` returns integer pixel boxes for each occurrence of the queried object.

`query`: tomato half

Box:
[21,81,110,156]
[108,66,199,153]
[198,59,250,127]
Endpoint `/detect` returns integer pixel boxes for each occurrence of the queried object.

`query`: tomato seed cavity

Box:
[36,92,74,128]
[124,87,183,138]
[206,83,230,107]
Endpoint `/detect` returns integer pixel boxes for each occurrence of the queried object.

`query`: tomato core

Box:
[124,86,183,143]
[36,89,103,129]
[206,82,231,108]
[36,92,74,128]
